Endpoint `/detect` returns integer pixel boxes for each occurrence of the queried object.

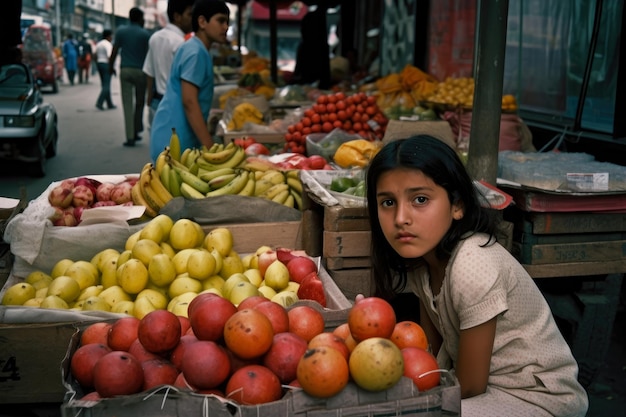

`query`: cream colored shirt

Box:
[142,23,186,96]
[408,233,588,416]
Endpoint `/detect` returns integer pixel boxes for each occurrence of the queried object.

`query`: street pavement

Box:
[0,76,150,201]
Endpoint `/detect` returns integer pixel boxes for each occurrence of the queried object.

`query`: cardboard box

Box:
[0,322,80,403]
[61,343,459,417]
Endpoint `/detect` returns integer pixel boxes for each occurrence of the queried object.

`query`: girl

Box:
[365,135,588,416]
[150,0,229,162]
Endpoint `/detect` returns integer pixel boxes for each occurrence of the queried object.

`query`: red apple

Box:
[177,316,191,336]
[48,185,74,208]
[257,250,277,276]
[72,184,94,207]
[141,358,179,390]
[262,332,308,384]
[93,351,144,398]
[225,365,282,405]
[80,322,112,346]
[128,339,162,363]
[401,347,440,391]
[307,155,327,170]
[138,310,181,354]
[254,300,290,334]
[70,343,112,388]
[237,295,270,311]
[188,294,237,342]
[95,182,116,202]
[181,341,231,390]
[107,317,140,352]
[169,334,198,371]
[287,257,318,284]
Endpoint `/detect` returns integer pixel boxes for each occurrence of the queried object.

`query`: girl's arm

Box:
[181,80,214,150]
[419,301,442,356]
[456,317,497,398]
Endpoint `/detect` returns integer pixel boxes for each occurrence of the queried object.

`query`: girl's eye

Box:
[413,196,428,205]
[379,199,394,207]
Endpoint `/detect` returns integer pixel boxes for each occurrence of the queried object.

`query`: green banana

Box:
[202,142,237,163]
[180,182,206,199]
[198,167,236,182]
[271,189,290,205]
[197,147,246,170]
[168,166,182,197]
[174,166,210,194]
[205,171,249,197]
[290,190,303,210]
[208,173,238,190]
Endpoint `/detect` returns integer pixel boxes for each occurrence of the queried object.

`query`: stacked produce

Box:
[66,295,441,405]
[374,64,439,119]
[130,132,305,217]
[226,102,266,131]
[47,176,139,226]
[284,91,388,154]
[1,216,327,316]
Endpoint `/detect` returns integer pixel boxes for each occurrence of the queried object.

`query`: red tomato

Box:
[317,95,328,105]
[326,103,337,113]
[337,110,347,121]
[365,106,377,116]
[292,131,302,143]
[333,120,343,129]
[335,100,346,111]
[302,117,312,127]
[322,122,333,133]
[367,95,377,105]
[304,109,315,118]
[295,122,304,132]
[311,113,321,124]
[302,127,312,136]
[327,94,337,104]
[311,124,322,133]
[328,113,338,123]
[352,122,362,132]
[352,113,362,123]
[335,92,346,101]
[342,120,352,131]
[307,155,328,170]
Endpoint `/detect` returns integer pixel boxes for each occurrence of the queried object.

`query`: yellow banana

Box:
[198,147,246,170]
[290,190,303,211]
[208,173,238,190]
[168,155,189,172]
[180,147,192,167]
[131,183,158,218]
[237,171,256,196]
[271,189,290,205]
[198,167,236,182]
[254,170,266,180]
[283,193,295,208]
[143,182,166,212]
[286,170,300,180]
[180,182,206,199]
[261,170,286,186]
[168,166,182,197]
[155,151,168,176]
[259,183,289,200]
[188,159,200,176]
[159,162,171,192]
[174,166,210,194]
[286,177,303,194]
[149,167,174,205]
[253,179,274,196]
[243,159,275,172]
[206,171,249,197]
[169,128,181,162]
[185,149,200,170]
[202,142,238,164]
[207,143,219,153]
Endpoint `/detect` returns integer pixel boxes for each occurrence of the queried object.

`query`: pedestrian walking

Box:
[142,0,194,129]
[108,7,151,147]
[77,34,93,84]
[149,0,229,162]
[95,30,116,110]
[62,33,79,85]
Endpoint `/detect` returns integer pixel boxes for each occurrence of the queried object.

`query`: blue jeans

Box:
[96,62,114,108]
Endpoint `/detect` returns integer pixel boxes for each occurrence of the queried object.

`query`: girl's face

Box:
[197,13,229,46]
[376,168,464,262]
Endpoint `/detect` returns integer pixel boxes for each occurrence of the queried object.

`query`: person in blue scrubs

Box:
[150,0,230,162]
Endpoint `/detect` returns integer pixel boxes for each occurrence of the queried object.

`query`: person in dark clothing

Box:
[290,6,331,90]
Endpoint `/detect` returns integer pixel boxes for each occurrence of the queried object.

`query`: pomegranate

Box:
[96,182,116,202]
[141,358,179,390]
[181,341,230,390]
[72,184,94,207]
[262,332,308,384]
[48,185,74,208]
[225,365,282,405]
[137,310,181,354]
[70,343,112,388]
[93,351,144,398]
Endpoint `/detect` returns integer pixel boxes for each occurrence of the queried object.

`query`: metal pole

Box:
[269,0,278,84]
[55,0,62,46]
[466,0,509,185]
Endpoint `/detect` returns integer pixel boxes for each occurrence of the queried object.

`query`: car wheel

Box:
[45,122,58,158]
[28,131,46,178]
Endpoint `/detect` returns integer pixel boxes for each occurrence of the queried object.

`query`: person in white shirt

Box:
[95,30,116,110]
[143,0,194,127]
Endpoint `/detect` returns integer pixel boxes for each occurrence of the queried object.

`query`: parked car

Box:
[0,63,58,177]
[21,24,62,93]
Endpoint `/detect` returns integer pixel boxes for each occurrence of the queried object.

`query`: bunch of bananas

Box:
[132,132,305,217]
[226,102,265,131]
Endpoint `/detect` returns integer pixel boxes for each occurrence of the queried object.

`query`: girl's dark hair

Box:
[192,0,229,33]
[365,135,498,299]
